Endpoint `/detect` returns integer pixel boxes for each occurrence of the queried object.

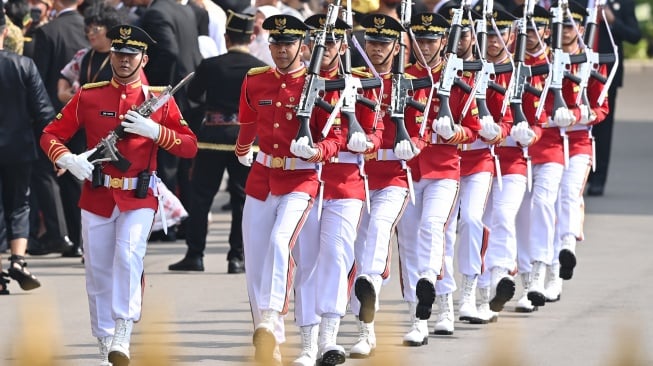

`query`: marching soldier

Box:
[291,14,382,366]
[40,25,198,366]
[398,11,480,340]
[234,14,340,366]
[552,0,609,292]
[348,13,427,348]
[168,11,266,274]
[474,5,523,320]
[513,3,554,312]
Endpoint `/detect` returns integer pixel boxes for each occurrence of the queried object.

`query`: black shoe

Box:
[61,246,83,258]
[7,255,41,291]
[42,236,75,253]
[168,256,204,271]
[26,237,51,256]
[228,258,245,274]
[587,183,604,196]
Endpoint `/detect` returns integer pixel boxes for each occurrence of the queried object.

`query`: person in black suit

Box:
[581,0,642,196]
[123,0,202,240]
[168,11,265,273]
[31,0,89,256]
[1,14,55,293]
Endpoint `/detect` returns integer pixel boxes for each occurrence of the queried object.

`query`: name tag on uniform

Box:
[258,100,272,106]
[100,111,116,117]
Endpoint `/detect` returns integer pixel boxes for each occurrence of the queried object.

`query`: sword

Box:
[490,145,502,191]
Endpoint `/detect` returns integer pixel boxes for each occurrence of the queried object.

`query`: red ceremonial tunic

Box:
[555,52,609,157]
[236,66,340,201]
[320,67,383,201]
[40,78,198,218]
[524,50,563,165]
[405,61,480,181]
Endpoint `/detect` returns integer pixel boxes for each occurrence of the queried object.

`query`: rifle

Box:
[390,0,431,204]
[538,0,572,167]
[87,72,196,172]
[509,0,537,191]
[435,1,483,128]
[295,2,341,147]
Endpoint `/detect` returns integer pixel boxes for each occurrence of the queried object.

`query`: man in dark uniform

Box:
[30,0,89,256]
[0,14,54,294]
[168,11,265,273]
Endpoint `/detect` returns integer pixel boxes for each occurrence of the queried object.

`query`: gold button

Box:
[275,101,282,107]
[289,97,295,102]
[286,112,293,120]
[119,114,124,120]
[273,144,279,149]
[281,83,286,88]
[274,123,279,128]
[121,94,127,100]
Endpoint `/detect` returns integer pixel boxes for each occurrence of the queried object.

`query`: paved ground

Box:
[1,64,652,366]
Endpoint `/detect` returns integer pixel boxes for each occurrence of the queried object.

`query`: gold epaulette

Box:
[82,81,110,90]
[148,86,168,93]
[352,67,372,78]
[247,66,271,76]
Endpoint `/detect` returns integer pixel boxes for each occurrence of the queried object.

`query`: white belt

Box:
[459,140,489,151]
[566,124,590,132]
[102,175,139,190]
[332,152,360,164]
[499,136,520,147]
[256,151,317,170]
[368,148,400,161]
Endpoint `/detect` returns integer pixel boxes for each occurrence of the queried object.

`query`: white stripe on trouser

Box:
[351,186,408,315]
[484,174,527,272]
[527,162,564,265]
[82,206,154,338]
[553,154,591,265]
[397,178,458,303]
[455,172,493,289]
[243,192,312,344]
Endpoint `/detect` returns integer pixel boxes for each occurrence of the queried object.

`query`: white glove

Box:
[347,131,373,153]
[122,110,161,140]
[237,150,253,167]
[578,104,596,125]
[478,115,501,141]
[553,107,575,127]
[290,136,318,160]
[394,139,419,161]
[510,122,536,146]
[55,149,97,181]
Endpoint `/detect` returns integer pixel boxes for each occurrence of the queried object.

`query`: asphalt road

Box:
[1,63,652,366]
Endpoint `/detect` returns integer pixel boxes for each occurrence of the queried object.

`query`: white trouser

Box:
[484,174,527,272]
[351,186,408,315]
[294,198,363,324]
[455,172,493,289]
[515,189,533,274]
[243,192,312,344]
[527,162,564,265]
[554,154,591,264]
[82,206,154,338]
[397,178,458,302]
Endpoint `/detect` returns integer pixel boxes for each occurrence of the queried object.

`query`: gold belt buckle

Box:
[364,153,376,161]
[110,177,123,189]
[271,157,284,169]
